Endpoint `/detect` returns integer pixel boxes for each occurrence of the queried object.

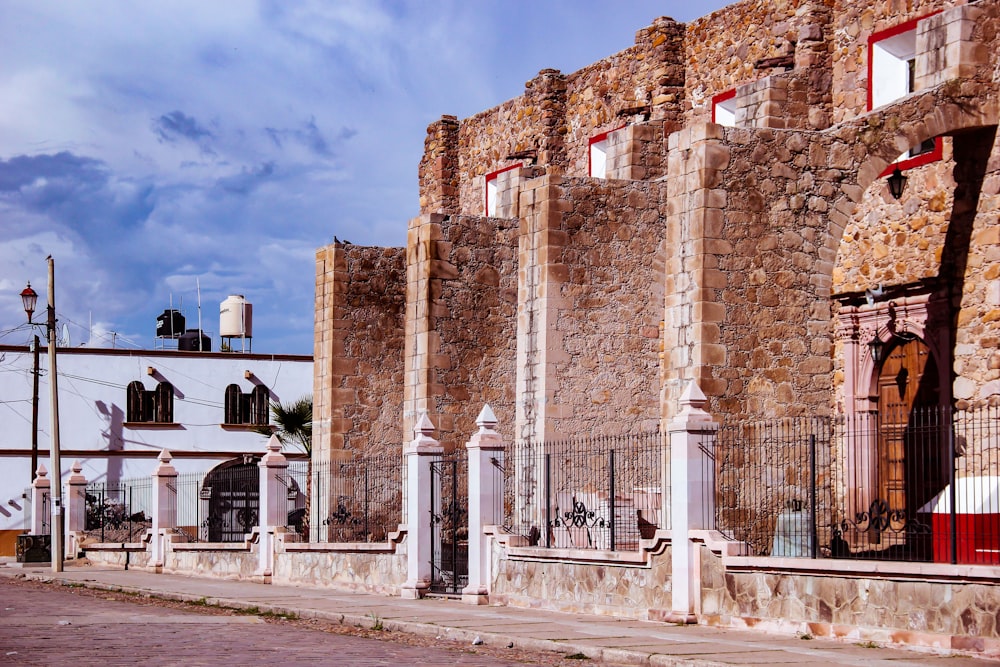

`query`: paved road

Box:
[0,580,539,667]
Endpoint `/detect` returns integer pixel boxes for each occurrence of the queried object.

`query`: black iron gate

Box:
[429,450,468,595]
[201,460,259,542]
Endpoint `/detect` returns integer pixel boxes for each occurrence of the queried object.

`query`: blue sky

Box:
[0,1,729,355]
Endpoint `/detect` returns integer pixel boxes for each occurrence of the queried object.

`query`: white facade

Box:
[0,344,312,549]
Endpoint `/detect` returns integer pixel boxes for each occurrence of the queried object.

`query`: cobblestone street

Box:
[0,578,564,667]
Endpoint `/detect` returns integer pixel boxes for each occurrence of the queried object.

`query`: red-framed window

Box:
[588,126,624,178]
[867,12,943,175]
[484,163,522,216]
[712,89,737,126]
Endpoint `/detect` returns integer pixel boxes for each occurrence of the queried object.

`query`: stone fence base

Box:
[697,533,1000,657]
[83,530,408,594]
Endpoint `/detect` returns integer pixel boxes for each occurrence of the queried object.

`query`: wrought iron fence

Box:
[311,452,402,543]
[503,432,666,551]
[174,472,204,542]
[23,487,49,534]
[430,448,468,595]
[85,478,153,542]
[714,405,1000,564]
[282,460,309,538]
[713,418,832,558]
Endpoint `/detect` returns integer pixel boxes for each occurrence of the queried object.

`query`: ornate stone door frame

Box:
[835,288,951,532]
[837,290,951,413]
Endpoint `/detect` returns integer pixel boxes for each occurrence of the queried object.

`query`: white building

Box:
[0,344,312,555]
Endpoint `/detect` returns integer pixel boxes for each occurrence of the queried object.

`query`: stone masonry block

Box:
[701,136,733,168]
[693,301,726,323]
[689,123,725,143]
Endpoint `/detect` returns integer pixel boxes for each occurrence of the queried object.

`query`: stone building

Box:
[315,0,998,459]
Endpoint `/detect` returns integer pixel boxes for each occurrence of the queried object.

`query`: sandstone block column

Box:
[667,382,718,624]
[462,404,504,605]
[256,435,289,578]
[30,464,50,535]
[313,243,347,462]
[64,460,87,558]
[404,213,451,441]
[402,414,443,599]
[150,449,178,570]
[661,124,731,419]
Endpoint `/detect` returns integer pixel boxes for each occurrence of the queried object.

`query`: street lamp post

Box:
[21,256,64,572]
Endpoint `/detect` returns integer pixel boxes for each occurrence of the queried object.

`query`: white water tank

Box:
[220,295,253,338]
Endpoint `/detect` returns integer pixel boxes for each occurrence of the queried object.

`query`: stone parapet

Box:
[916,4,990,90]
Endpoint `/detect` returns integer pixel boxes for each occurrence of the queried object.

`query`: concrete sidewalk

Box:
[0,562,988,666]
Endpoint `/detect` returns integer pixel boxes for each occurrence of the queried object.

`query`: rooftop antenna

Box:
[196,277,203,352]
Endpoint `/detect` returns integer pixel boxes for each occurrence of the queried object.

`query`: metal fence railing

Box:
[311,453,402,544]
[174,472,204,542]
[503,432,666,551]
[712,418,832,558]
[85,478,153,542]
[714,405,1000,564]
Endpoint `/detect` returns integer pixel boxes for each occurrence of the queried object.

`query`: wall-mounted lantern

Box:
[887,167,907,200]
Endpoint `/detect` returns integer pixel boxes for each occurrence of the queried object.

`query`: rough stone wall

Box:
[518,175,666,439]
[431,215,519,449]
[314,244,405,460]
[403,211,519,448]
[664,119,852,420]
[829,0,965,124]
[715,126,839,418]
[273,550,406,595]
[684,0,833,124]
[833,151,956,295]
[165,548,258,580]
[702,546,1000,648]
[454,18,685,217]
[563,18,686,176]
[418,115,460,215]
[490,544,673,619]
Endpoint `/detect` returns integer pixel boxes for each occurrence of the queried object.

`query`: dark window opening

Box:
[127,380,174,423]
[224,383,270,426]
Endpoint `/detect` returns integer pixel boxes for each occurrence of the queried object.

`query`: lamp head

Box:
[20,282,38,323]
[888,167,907,200]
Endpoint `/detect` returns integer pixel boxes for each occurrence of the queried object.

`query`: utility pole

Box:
[45,257,64,573]
[30,334,39,482]
[20,256,65,572]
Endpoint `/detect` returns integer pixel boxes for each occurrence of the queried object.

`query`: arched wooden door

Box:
[875,337,943,556]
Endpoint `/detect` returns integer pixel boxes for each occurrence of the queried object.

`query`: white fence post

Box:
[667,381,718,623]
[64,460,87,558]
[401,414,442,599]
[462,405,504,605]
[150,449,178,570]
[256,435,288,578]
[31,464,50,535]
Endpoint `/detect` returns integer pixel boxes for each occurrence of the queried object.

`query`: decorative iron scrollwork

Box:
[831,498,931,554]
[323,497,361,527]
[552,498,607,532]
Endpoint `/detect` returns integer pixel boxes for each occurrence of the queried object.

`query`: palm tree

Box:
[269,396,312,456]
[265,396,312,538]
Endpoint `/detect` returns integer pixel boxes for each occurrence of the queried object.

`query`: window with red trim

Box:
[868,13,943,174]
[588,131,610,178]
[712,89,736,127]
[484,164,521,216]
